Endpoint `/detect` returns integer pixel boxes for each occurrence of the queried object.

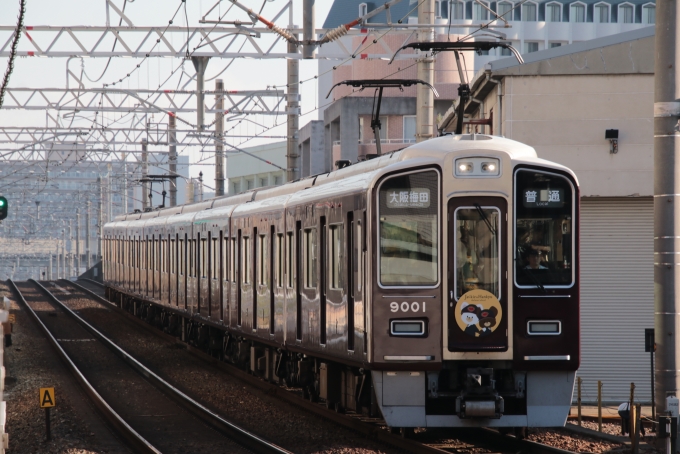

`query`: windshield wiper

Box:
[474,203,497,236]
[516,257,547,293]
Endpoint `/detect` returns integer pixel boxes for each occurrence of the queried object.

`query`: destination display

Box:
[386,188,431,209]
[522,188,565,208]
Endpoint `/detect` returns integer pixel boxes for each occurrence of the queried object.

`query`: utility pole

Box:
[86,200,91,269]
[286,37,300,182]
[75,208,81,277]
[416,0,435,143]
[215,79,225,196]
[141,138,149,210]
[56,244,60,280]
[192,57,210,131]
[302,0,316,59]
[169,113,178,206]
[654,0,680,416]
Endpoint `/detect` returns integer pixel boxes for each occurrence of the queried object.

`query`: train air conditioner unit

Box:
[455,368,504,419]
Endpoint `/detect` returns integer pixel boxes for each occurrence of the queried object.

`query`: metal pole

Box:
[654,0,680,416]
[416,0,435,143]
[86,200,91,269]
[141,139,148,210]
[191,57,210,131]
[198,172,204,202]
[286,36,300,182]
[215,80,225,196]
[67,220,73,278]
[598,380,602,432]
[98,177,103,260]
[107,164,113,221]
[652,347,656,420]
[169,113,178,206]
[76,208,80,277]
[56,244,60,279]
[578,377,582,426]
[302,0,316,59]
[122,152,128,213]
[630,382,636,440]
[48,253,52,280]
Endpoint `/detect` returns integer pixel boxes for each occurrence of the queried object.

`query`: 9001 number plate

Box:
[390,301,427,313]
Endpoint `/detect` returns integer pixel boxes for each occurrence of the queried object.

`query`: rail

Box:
[26,279,292,454]
[8,279,161,454]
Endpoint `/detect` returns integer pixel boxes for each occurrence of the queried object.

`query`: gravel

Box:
[2,282,130,454]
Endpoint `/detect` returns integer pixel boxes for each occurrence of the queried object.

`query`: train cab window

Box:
[304,228,318,288]
[330,224,343,289]
[378,170,440,287]
[454,207,500,298]
[515,169,575,287]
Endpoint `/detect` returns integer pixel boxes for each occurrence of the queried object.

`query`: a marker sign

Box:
[39,388,55,408]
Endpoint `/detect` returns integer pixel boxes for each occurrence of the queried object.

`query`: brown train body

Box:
[104,134,580,428]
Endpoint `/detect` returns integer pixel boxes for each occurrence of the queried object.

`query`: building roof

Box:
[488,25,654,75]
[323,1,412,28]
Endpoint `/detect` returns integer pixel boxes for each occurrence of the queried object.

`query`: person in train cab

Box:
[524,249,547,270]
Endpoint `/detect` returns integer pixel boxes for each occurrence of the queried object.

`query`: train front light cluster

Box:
[454,157,500,177]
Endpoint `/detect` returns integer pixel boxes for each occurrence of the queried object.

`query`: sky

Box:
[0,0,333,190]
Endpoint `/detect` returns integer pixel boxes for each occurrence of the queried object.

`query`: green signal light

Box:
[0,201,5,207]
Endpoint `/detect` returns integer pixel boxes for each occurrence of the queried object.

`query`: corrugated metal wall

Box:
[578,197,654,404]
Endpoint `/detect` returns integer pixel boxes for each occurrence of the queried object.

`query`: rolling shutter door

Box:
[578,197,653,404]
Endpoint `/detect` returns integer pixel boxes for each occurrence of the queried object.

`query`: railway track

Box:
[9,279,291,454]
[69,278,585,454]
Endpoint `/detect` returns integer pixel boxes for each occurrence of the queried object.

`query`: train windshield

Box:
[378,170,439,287]
[454,207,500,298]
[515,169,574,287]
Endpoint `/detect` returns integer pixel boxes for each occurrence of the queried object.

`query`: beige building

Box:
[441,26,654,403]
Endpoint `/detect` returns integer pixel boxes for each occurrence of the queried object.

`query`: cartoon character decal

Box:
[454,289,503,338]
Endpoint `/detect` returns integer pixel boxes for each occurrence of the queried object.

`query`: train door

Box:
[447,196,508,352]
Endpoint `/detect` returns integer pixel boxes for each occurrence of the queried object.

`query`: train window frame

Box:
[212,236,219,280]
[230,237,236,282]
[376,168,441,289]
[304,228,318,289]
[453,206,502,301]
[329,223,343,289]
[513,168,576,289]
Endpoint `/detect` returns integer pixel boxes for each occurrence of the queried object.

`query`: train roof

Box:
[108,134,574,229]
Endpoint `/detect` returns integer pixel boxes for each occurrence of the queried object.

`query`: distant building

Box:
[226,141,287,195]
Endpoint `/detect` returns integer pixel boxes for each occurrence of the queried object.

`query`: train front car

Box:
[370,134,579,429]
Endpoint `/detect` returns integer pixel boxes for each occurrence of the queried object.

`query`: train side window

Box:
[223,235,228,281]
[277,233,284,288]
[330,224,343,289]
[231,237,236,282]
[243,236,250,284]
[188,240,194,277]
[170,239,175,274]
[259,234,266,285]
[201,238,208,278]
[304,228,317,289]
[357,220,363,292]
[287,232,294,288]
[212,237,218,279]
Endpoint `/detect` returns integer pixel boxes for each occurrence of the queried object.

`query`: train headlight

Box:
[482,162,496,172]
[457,162,474,174]
[455,157,500,177]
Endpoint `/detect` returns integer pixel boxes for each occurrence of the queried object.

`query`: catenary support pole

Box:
[76,208,80,277]
[86,200,91,269]
[56,245,60,279]
[98,177,103,260]
[302,0,316,59]
[191,57,210,131]
[215,80,225,196]
[169,113,178,206]
[286,36,300,182]
[141,139,148,210]
[654,0,680,417]
[416,0,434,143]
